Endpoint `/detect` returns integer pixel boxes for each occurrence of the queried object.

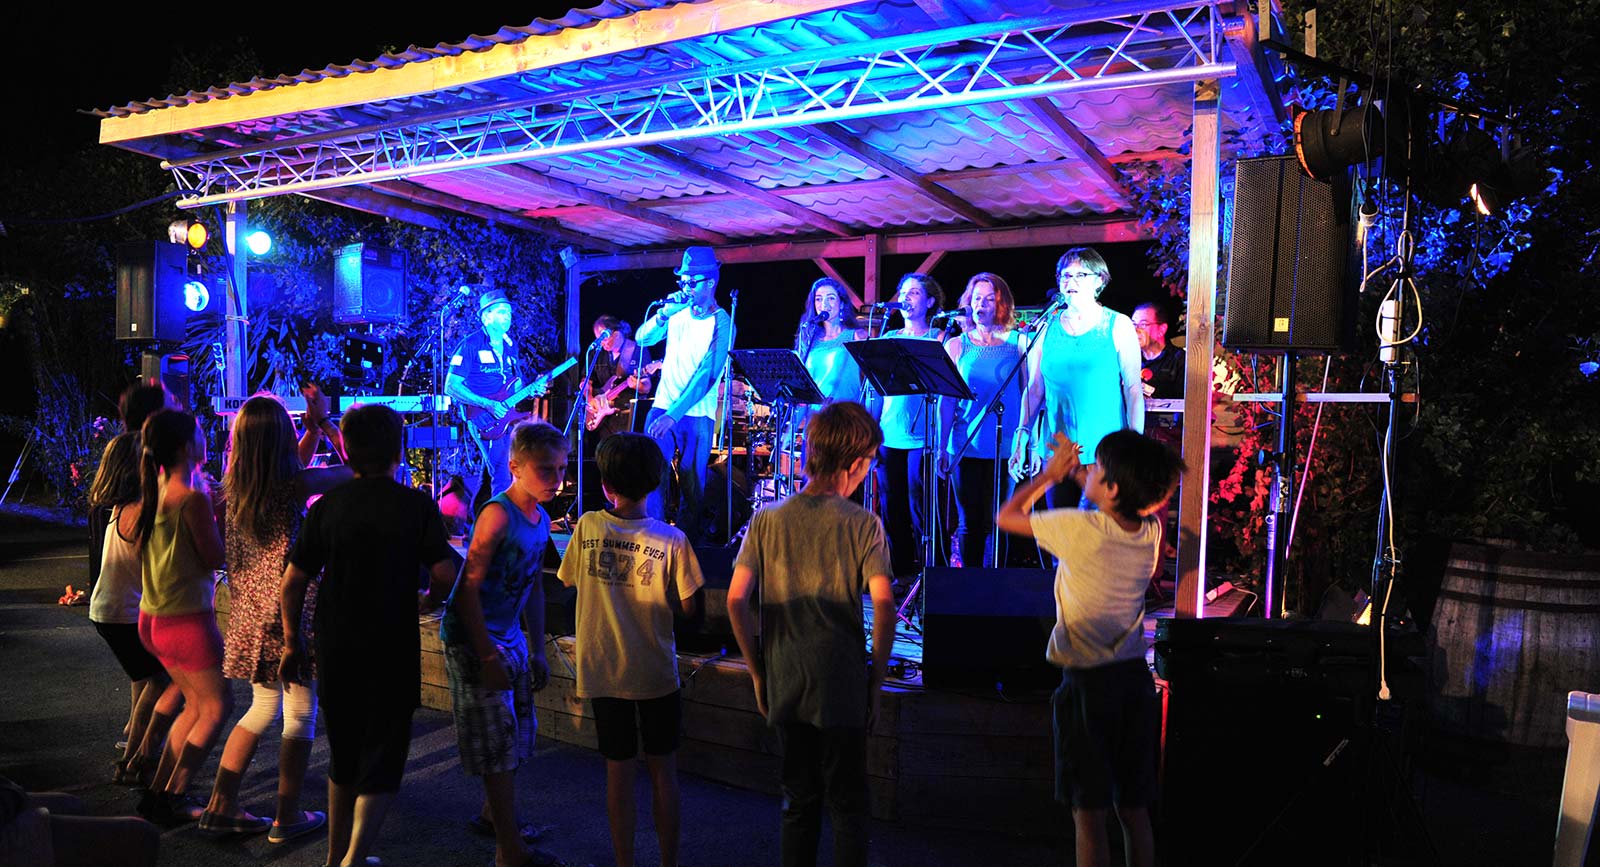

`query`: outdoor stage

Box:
[416,540,1189,836]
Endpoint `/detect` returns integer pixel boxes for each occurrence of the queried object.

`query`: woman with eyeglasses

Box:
[1010,247,1144,508]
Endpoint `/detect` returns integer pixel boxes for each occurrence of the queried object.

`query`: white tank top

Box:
[654,308,726,419]
[90,505,142,624]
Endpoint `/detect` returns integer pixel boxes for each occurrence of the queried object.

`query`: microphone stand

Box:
[724,289,740,545]
[432,290,475,496]
[569,335,606,521]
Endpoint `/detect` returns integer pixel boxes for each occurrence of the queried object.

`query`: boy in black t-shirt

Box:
[280,404,458,867]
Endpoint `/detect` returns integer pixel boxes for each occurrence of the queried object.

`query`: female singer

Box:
[875,272,946,579]
[1010,247,1144,508]
[940,272,1026,568]
[794,277,868,405]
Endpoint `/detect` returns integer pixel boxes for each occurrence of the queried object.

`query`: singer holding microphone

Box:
[794,277,869,409]
[874,272,947,580]
[940,272,1027,568]
[1010,247,1144,508]
[636,246,735,545]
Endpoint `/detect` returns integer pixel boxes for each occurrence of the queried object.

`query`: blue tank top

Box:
[802,330,864,405]
[441,492,550,650]
[947,331,1026,460]
[1036,307,1129,462]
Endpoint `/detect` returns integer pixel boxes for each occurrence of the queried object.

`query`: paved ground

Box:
[0,502,1571,866]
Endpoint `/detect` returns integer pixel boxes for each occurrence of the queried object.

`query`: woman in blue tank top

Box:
[1011,248,1145,509]
[940,272,1027,568]
[794,277,868,408]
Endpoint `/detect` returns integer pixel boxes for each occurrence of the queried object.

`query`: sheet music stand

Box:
[845,338,973,630]
[730,349,824,499]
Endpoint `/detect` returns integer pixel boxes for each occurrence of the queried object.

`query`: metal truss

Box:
[166,0,1236,207]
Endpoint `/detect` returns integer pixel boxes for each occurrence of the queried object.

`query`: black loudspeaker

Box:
[116,242,190,342]
[1223,155,1354,353]
[1155,619,1422,864]
[922,568,1058,690]
[675,545,737,652]
[333,243,406,325]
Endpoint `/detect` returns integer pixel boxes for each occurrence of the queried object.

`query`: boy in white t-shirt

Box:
[996,429,1184,867]
[557,433,704,867]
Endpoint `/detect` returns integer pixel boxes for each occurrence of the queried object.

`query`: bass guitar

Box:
[586,361,662,431]
[462,357,578,440]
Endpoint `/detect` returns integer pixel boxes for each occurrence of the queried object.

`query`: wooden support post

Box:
[863,233,882,304]
[915,250,948,277]
[223,203,249,396]
[1176,81,1221,619]
[561,247,582,360]
[811,258,865,310]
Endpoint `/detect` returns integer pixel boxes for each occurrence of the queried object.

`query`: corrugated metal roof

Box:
[96,0,1288,251]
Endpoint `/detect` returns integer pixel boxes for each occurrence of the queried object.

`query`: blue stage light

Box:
[183,279,211,312]
[245,230,273,256]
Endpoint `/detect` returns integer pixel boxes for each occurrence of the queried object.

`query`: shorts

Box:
[94,621,166,682]
[323,701,415,794]
[444,641,536,776]
[1051,658,1160,810]
[592,691,682,761]
[137,610,223,673]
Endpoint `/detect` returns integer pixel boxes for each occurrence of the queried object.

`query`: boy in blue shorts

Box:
[441,421,569,867]
[996,429,1184,867]
[558,433,703,867]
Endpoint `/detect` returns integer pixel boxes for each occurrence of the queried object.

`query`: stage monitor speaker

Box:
[116,242,190,342]
[922,567,1057,690]
[677,545,738,652]
[1223,155,1355,353]
[333,243,406,325]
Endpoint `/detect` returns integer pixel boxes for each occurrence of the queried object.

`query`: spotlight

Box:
[244,229,273,256]
[182,279,211,312]
[167,219,208,250]
[1294,106,1384,180]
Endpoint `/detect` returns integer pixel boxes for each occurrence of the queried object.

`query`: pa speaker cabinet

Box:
[1224,155,1355,353]
[116,242,190,342]
[333,243,407,325]
[922,567,1057,690]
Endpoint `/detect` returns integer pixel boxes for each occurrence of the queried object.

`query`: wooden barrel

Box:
[1428,543,1600,748]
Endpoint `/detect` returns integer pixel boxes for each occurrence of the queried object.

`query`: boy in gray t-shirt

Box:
[728,402,894,867]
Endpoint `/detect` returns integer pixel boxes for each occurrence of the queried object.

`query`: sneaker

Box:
[268,810,327,844]
[198,810,272,835]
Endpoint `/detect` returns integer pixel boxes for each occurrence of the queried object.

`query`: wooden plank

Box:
[1222,8,1290,129]
[914,250,948,276]
[810,259,867,311]
[895,733,1053,781]
[421,681,451,713]
[301,186,454,231]
[639,146,856,238]
[807,122,997,227]
[579,220,1148,271]
[892,690,1050,738]
[420,649,448,689]
[99,0,867,144]
[1176,80,1221,619]
[370,179,616,252]
[863,233,882,304]
[492,164,730,245]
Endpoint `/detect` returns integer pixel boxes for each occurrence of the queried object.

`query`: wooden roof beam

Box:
[299,186,455,229]
[1223,9,1290,128]
[370,179,619,252]
[638,146,856,238]
[806,122,998,228]
[489,163,731,246]
[580,219,1148,271]
[1021,99,1133,204]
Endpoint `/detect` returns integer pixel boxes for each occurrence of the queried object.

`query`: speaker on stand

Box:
[116,242,191,343]
[333,244,407,325]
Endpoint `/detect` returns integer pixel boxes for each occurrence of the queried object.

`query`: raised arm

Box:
[996,432,1082,537]
[1009,338,1047,480]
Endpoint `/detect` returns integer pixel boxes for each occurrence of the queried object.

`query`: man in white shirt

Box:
[635,247,735,544]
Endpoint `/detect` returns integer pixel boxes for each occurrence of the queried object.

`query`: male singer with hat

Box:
[446,288,546,504]
[636,247,735,544]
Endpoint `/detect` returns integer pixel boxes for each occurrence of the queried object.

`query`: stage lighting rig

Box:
[167,218,208,251]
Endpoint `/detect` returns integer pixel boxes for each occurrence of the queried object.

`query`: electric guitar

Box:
[462,357,578,440]
[586,361,662,431]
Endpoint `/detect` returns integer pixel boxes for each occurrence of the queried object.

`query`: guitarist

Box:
[583,315,653,444]
[445,288,548,501]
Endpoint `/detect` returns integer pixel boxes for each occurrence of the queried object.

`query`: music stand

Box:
[845,338,973,629]
[730,349,824,499]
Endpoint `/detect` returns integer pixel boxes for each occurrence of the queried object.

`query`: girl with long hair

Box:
[793,276,868,405]
[132,410,228,827]
[88,432,180,786]
[199,395,351,839]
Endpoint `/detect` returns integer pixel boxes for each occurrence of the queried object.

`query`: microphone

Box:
[813,309,831,322]
[658,289,691,306]
[931,306,970,325]
[863,301,908,311]
[595,328,614,344]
